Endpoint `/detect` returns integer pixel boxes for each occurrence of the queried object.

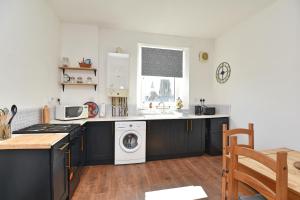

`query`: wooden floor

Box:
[72,155,222,200]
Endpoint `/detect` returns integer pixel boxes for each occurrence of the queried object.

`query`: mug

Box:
[84,59,92,65]
[77,77,83,83]
[70,77,75,83]
[63,74,70,83]
[86,77,93,83]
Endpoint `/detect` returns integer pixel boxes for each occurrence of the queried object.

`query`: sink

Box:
[139,110,174,115]
[138,109,189,119]
[143,114,176,118]
[142,112,185,119]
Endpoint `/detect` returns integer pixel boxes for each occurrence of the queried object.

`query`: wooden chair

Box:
[222,123,254,200]
[228,136,288,200]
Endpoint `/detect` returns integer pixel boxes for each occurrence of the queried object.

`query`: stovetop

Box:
[14,124,81,134]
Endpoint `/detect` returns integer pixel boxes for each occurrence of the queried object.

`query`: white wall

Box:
[0,0,61,108]
[99,29,215,107]
[60,25,215,112]
[60,23,99,105]
[214,0,300,150]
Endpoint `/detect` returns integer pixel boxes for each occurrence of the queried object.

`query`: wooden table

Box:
[238,148,300,200]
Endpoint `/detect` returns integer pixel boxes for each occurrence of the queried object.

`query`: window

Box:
[141,76,175,103]
[137,44,189,109]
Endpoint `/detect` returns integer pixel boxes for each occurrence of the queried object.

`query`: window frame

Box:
[137,43,189,110]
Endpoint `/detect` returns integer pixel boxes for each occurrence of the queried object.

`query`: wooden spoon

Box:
[0,109,4,125]
[3,108,9,124]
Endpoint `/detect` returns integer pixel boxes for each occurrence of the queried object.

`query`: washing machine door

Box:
[119,130,142,153]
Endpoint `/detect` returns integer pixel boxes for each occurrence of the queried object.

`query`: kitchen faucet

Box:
[157,101,170,113]
[158,101,165,107]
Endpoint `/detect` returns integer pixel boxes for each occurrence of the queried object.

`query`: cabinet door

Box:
[0,150,51,200]
[170,119,188,155]
[86,122,114,164]
[187,119,205,155]
[70,136,81,168]
[207,131,223,155]
[146,120,172,160]
[210,117,229,132]
[52,139,69,200]
[206,118,229,155]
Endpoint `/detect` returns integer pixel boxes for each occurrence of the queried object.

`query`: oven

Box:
[13,124,85,199]
[68,126,85,197]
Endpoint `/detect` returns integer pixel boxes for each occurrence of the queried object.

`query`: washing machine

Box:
[115,121,146,165]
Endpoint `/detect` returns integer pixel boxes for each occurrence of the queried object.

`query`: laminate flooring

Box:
[72,156,222,200]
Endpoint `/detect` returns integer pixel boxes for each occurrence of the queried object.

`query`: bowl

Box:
[79,63,91,68]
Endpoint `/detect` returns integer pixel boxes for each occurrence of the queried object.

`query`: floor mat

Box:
[145,185,208,200]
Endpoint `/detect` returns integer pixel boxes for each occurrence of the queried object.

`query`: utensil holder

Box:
[0,124,11,140]
[0,125,4,140]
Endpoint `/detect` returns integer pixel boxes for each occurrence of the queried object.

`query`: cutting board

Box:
[42,105,50,124]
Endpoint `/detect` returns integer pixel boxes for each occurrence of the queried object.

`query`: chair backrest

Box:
[222,123,255,200]
[228,136,288,200]
[223,123,254,157]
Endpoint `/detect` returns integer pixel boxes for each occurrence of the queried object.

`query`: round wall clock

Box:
[216,62,231,84]
[199,52,208,62]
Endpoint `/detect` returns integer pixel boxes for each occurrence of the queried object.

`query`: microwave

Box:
[56,105,89,120]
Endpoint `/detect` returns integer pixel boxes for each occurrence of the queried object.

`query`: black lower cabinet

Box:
[0,136,69,200]
[0,117,229,200]
[52,138,69,200]
[67,126,86,198]
[206,117,229,155]
[146,119,205,161]
[146,120,172,160]
[187,119,205,155]
[206,131,223,155]
[85,122,114,165]
[171,119,188,156]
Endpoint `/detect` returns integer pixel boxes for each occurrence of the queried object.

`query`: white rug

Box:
[145,186,208,200]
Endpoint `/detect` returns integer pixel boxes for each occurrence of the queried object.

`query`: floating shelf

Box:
[61,83,97,91]
[59,67,97,76]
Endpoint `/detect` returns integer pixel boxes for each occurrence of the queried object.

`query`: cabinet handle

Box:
[148,121,151,133]
[59,143,69,151]
[186,120,189,132]
[190,120,193,132]
[66,150,71,169]
[81,135,84,152]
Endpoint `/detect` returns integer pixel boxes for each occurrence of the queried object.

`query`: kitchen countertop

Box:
[50,114,230,126]
[0,133,68,150]
[0,114,229,150]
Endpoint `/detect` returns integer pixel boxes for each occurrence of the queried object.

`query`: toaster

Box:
[203,107,216,115]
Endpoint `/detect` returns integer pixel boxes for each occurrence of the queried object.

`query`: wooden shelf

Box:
[59,67,97,76]
[61,83,97,91]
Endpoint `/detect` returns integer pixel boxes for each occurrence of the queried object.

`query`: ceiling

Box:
[49,0,276,38]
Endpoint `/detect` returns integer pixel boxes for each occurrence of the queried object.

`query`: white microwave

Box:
[56,105,89,120]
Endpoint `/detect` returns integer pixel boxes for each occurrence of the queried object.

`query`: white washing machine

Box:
[115,121,146,165]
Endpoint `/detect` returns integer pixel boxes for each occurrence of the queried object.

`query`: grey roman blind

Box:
[142,47,183,77]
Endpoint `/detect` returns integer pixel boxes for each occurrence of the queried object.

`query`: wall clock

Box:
[216,62,231,84]
[199,52,208,63]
